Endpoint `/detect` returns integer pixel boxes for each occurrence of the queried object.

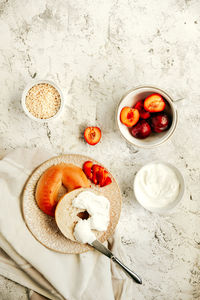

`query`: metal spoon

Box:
[90,239,142,284]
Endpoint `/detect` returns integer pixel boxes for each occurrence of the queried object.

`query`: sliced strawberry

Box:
[120,107,140,127]
[92,164,101,184]
[102,176,112,187]
[134,100,151,119]
[83,161,93,180]
[99,167,112,187]
[97,167,106,187]
[83,162,112,187]
[84,127,101,146]
[92,164,112,187]
[144,94,165,112]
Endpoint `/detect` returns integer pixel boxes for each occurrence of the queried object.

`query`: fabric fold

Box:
[0,148,130,300]
[0,233,63,300]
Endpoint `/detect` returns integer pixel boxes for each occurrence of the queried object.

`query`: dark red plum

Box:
[151,112,170,133]
[134,100,151,119]
[131,120,152,139]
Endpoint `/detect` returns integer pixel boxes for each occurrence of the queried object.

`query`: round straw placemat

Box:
[22,154,122,254]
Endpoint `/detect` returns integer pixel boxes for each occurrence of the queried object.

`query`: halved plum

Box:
[84,127,101,145]
[144,94,166,112]
[120,107,140,127]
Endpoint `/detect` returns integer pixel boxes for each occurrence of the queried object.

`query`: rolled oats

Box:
[25,83,61,119]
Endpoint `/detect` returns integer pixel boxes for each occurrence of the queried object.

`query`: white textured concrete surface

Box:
[0,0,200,299]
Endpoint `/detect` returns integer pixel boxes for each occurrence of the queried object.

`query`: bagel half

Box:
[55,188,107,243]
[35,163,90,216]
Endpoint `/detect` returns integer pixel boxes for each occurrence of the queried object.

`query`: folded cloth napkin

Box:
[0,148,132,300]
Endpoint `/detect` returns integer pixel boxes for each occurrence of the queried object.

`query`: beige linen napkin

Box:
[0,148,132,300]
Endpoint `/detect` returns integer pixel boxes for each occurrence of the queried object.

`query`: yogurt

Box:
[134,163,180,210]
[72,191,110,244]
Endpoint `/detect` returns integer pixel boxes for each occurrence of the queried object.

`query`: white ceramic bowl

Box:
[133,161,185,214]
[116,86,178,148]
[21,79,65,122]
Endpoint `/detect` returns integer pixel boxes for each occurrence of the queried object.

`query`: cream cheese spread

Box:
[72,191,110,244]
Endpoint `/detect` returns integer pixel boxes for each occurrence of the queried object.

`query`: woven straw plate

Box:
[22,154,122,254]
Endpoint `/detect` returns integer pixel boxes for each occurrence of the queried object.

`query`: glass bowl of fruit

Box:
[116,86,178,148]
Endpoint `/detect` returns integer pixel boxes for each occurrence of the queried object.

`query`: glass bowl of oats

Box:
[21,80,64,122]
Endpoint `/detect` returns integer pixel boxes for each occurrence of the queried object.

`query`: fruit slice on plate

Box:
[120,107,140,127]
[84,127,101,145]
[134,100,151,119]
[92,164,100,185]
[83,161,93,180]
[144,94,166,112]
[92,164,111,187]
[83,162,112,187]
[103,176,112,187]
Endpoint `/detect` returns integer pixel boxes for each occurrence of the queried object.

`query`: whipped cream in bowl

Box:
[134,162,185,213]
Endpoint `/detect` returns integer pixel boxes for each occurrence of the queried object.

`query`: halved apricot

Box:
[120,107,140,127]
[144,94,165,112]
